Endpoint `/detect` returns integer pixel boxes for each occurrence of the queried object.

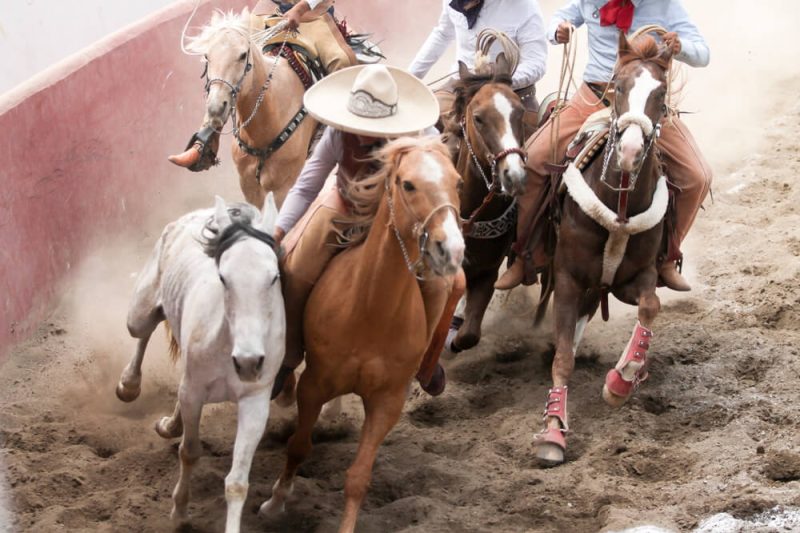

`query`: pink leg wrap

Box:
[535,386,569,450]
[605,321,653,399]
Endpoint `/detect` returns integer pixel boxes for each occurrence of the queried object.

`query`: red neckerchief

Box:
[599,0,635,33]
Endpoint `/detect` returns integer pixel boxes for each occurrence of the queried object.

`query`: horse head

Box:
[454,54,527,196]
[611,32,673,173]
[379,138,465,276]
[205,193,284,382]
[187,9,258,132]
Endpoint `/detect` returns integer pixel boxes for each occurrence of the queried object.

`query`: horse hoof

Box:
[258,498,284,517]
[154,417,182,439]
[273,369,297,408]
[420,364,446,396]
[535,442,565,466]
[115,381,140,403]
[170,506,188,524]
[602,384,629,408]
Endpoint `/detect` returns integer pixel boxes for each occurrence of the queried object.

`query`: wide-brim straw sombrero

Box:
[303,64,439,137]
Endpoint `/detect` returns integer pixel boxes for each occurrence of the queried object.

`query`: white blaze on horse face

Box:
[618,68,661,171]
[491,92,526,192]
[419,151,444,184]
[418,153,464,271]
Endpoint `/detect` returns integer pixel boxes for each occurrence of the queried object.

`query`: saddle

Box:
[256,15,327,88]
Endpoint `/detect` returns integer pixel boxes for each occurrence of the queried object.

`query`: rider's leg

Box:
[653,115,712,291]
[272,203,342,398]
[496,83,603,290]
[303,14,357,73]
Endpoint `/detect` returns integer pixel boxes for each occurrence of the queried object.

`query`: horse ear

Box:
[617,30,635,65]
[656,43,674,68]
[458,60,471,81]
[494,52,510,79]
[214,195,232,232]
[260,192,278,235]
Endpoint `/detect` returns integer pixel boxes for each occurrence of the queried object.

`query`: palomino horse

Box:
[443,55,527,356]
[259,137,465,533]
[115,195,284,533]
[179,9,318,208]
[534,33,673,464]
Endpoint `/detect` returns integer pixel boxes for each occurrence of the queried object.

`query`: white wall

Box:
[0,0,179,94]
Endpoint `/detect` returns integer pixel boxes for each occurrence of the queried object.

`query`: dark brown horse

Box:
[441,56,527,356]
[534,33,674,464]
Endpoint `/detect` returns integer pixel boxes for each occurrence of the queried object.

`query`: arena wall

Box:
[0,0,248,360]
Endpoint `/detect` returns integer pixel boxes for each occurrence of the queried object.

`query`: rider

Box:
[494,0,712,292]
[169,0,356,169]
[408,0,548,125]
[270,64,449,397]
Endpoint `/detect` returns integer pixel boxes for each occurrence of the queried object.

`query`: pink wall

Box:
[0,0,248,359]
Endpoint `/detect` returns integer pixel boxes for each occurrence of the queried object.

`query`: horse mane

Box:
[200,203,279,263]
[338,136,451,247]
[451,69,513,125]
[185,8,275,55]
[618,35,671,71]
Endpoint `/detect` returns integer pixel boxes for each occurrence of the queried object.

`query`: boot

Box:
[494,259,525,290]
[659,262,691,291]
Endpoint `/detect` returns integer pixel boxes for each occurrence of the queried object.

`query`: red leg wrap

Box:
[604,321,652,399]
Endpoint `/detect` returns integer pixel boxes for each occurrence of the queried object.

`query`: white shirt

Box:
[550,0,710,83]
[409,0,548,90]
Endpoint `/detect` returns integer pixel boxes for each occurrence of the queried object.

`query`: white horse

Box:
[115,194,285,533]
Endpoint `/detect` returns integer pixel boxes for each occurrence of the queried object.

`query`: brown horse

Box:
[258,137,465,533]
[442,56,527,356]
[534,33,674,465]
[180,9,318,208]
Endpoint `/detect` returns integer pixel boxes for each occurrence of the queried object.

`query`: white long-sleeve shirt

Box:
[550,0,709,83]
[409,0,548,90]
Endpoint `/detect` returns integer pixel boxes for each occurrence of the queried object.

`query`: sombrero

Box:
[303,64,439,137]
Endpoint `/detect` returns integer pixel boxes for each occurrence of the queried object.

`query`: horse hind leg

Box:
[155,400,183,439]
[116,306,164,403]
[170,384,204,524]
[450,271,495,355]
[338,387,406,533]
[260,371,327,517]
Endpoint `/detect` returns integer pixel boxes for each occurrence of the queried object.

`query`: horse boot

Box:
[168,125,220,171]
[534,385,569,465]
[603,321,652,407]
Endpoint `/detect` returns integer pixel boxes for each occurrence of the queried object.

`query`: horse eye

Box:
[219,274,227,286]
[270,274,279,286]
[457,178,464,191]
[238,52,247,61]
[473,115,484,125]
[402,180,416,192]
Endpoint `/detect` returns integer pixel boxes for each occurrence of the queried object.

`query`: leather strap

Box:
[238,106,310,183]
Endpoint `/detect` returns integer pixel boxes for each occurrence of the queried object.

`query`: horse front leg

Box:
[170,382,204,524]
[604,269,661,407]
[451,269,497,353]
[259,370,327,517]
[338,387,406,533]
[225,391,271,533]
[535,272,583,465]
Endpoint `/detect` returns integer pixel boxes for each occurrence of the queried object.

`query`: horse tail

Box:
[534,266,554,327]
[164,321,180,364]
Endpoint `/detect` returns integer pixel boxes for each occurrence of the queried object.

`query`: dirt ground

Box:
[3,21,800,533]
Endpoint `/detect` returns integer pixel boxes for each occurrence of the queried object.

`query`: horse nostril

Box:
[232,357,241,373]
[256,356,265,371]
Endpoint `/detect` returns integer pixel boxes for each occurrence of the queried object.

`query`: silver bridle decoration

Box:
[599,111,661,192]
[347,90,397,118]
[463,200,517,239]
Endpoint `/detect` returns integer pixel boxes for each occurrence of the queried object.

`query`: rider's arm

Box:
[408,0,456,80]
[275,127,342,235]
[548,0,585,44]
[511,6,548,89]
[666,1,710,68]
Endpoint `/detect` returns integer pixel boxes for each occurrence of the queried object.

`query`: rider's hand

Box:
[555,21,573,44]
[273,226,286,245]
[663,32,682,55]
[283,1,311,31]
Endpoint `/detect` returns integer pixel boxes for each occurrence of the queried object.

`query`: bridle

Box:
[384,155,460,278]
[598,69,667,222]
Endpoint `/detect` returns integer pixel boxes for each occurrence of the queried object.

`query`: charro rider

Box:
[269,64,454,397]
[495,0,712,291]
[408,0,548,125]
[169,0,356,169]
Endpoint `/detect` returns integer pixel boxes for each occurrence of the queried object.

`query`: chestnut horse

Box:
[442,56,527,356]
[534,33,674,464]
[182,9,318,208]
[259,137,465,533]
